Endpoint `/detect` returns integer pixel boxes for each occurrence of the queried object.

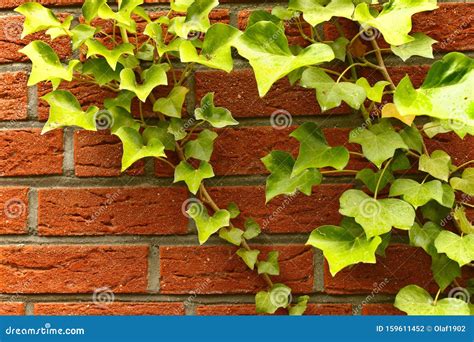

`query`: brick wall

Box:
[0,0,473,316]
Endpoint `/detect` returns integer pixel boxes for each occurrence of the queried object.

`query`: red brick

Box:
[0,187,28,235]
[160,245,313,294]
[74,130,145,177]
[196,303,352,315]
[38,187,189,235]
[0,245,148,293]
[0,0,83,9]
[0,129,63,177]
[208,185,352,233]
[0,302,25,315]
[0,72,28,121]
[361,304,405,315]
[34,302,185,315]
[0,15,71,63]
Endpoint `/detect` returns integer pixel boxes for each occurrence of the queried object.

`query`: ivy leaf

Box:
[353,0,438,46]
[453,206,474,235]
[188,205,230,245]
[195,93,238,128]
[262,151,322,203]
[301,67,366,111]
[82,58,121,86]
[180,23,241,72]
[391,33,437,62]
[97,0,143,32]
[234,22,335,96]
[290,122,349,176]
[355,78,390,103]
[257,251,280,276]
[381,103,415,126]
[288,295,309,316]
[339,189,416,238]
[19,41,79,89]
[409,222,442,254]
[104,90,135,112]
[153,86,189,118]
[174,161,214,194]
[85,40,135,70]
[394,53,474,130]
[184,129,218,162]
[288,0,355,27]
[41,90,98,134]
[450,168,474,196]
[15,2,69,38]
[82,0,105,23]
[115,127,166,171]
[399,125,423,154]
[168,118,187,141]
[329,37,350,62]
[419,150,451,182]
[389,179,454,209]
[349,120,408,168]
[356,168,394,194]
[70,24,97,50]
[434,231,474,267]
[120,64,170,102]
[169,0,219,38]
[243,218,261,240]
[271,6,298,21]
[107,107,140,134]
[236,249,260,270]
[227,202,240,219]
[247,10,282,27]
[218,227,244,246]
[307,219,382,275]
[431,253,462,292]
[394,285,470,315]
[256,284,291,314]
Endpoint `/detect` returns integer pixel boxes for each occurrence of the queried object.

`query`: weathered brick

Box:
[208,185,352,233]
[0,245,148,293]
[0,71,28,121]
[0,0,83,9]
[34,302,185,315]
[196,303,352,315]
[0,129,63,177]
[160,245,313,294]
[38,187,189,235]
[0,187,28,235]
[361,304,405,315]
[0,302,25,315]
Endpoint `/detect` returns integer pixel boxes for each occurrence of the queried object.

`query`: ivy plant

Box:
[17,0,474,316]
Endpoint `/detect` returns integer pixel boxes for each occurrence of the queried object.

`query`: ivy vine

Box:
[17,0,474,315]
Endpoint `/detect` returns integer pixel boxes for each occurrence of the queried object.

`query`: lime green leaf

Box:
[419,150,451,182]
[97,0,143,32]
[301,67,366,111]
[307,220,382,275]
[355,78,390,103]
[83,58,121,86]
[409,222,442,254]
[262,151,322,203]
[169,0,219,38]
[227,202,240,219]
[394,53,474,130]
[71,24,97,50]
[19,41,79,89]
[290,122,349,176]
[136,43,155,61]
[153,86,189,118]
[218,227,244,246]
[171,0,195,12]
[82,0,106,23]
[329,37,350,62]
[257,251,280,276]
[115,126,166,171]
[180,23,241,72]
[195,93,238,128]
[15,2,68,38]
[237,248,260,270]
[104,90,135,112]
[394,285,470,315]
[106,107,140,134]
[339,189,415,238]
[435,231,474,267]
[243,218,261,240]
[451,168,474,196]
[168,118,187,141]
[431,253,461,291]
[399,125,423,154]
[289,295,309,316]
[389,179,454,209]
[184,129,218,162]
[354,0,438,46]
[289,0,355,26]
[174,161,214,194]
[391,32,437,61]
[247,10,282,27]
[271,6,298,21]
[453,206,474,235]
[188,205,230,245]
[234,22,335,96]
[85,40,135,70]
[356,168,394,194]
[256,284,291,314]
[41,90,98,133]
[120,64,169,102]
[349,120,408,168]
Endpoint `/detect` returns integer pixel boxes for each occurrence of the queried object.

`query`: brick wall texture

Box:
[0,0,473,316]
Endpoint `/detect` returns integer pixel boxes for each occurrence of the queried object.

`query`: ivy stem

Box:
[460,202,474,209]
[321,170,359,175]
[370,39,395,90]
[349,151,365,158]
[336,63,367,83]
[452,160,474,173]
[374,158,392,199]
[433,289,441,306]
[333,20,358,82]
